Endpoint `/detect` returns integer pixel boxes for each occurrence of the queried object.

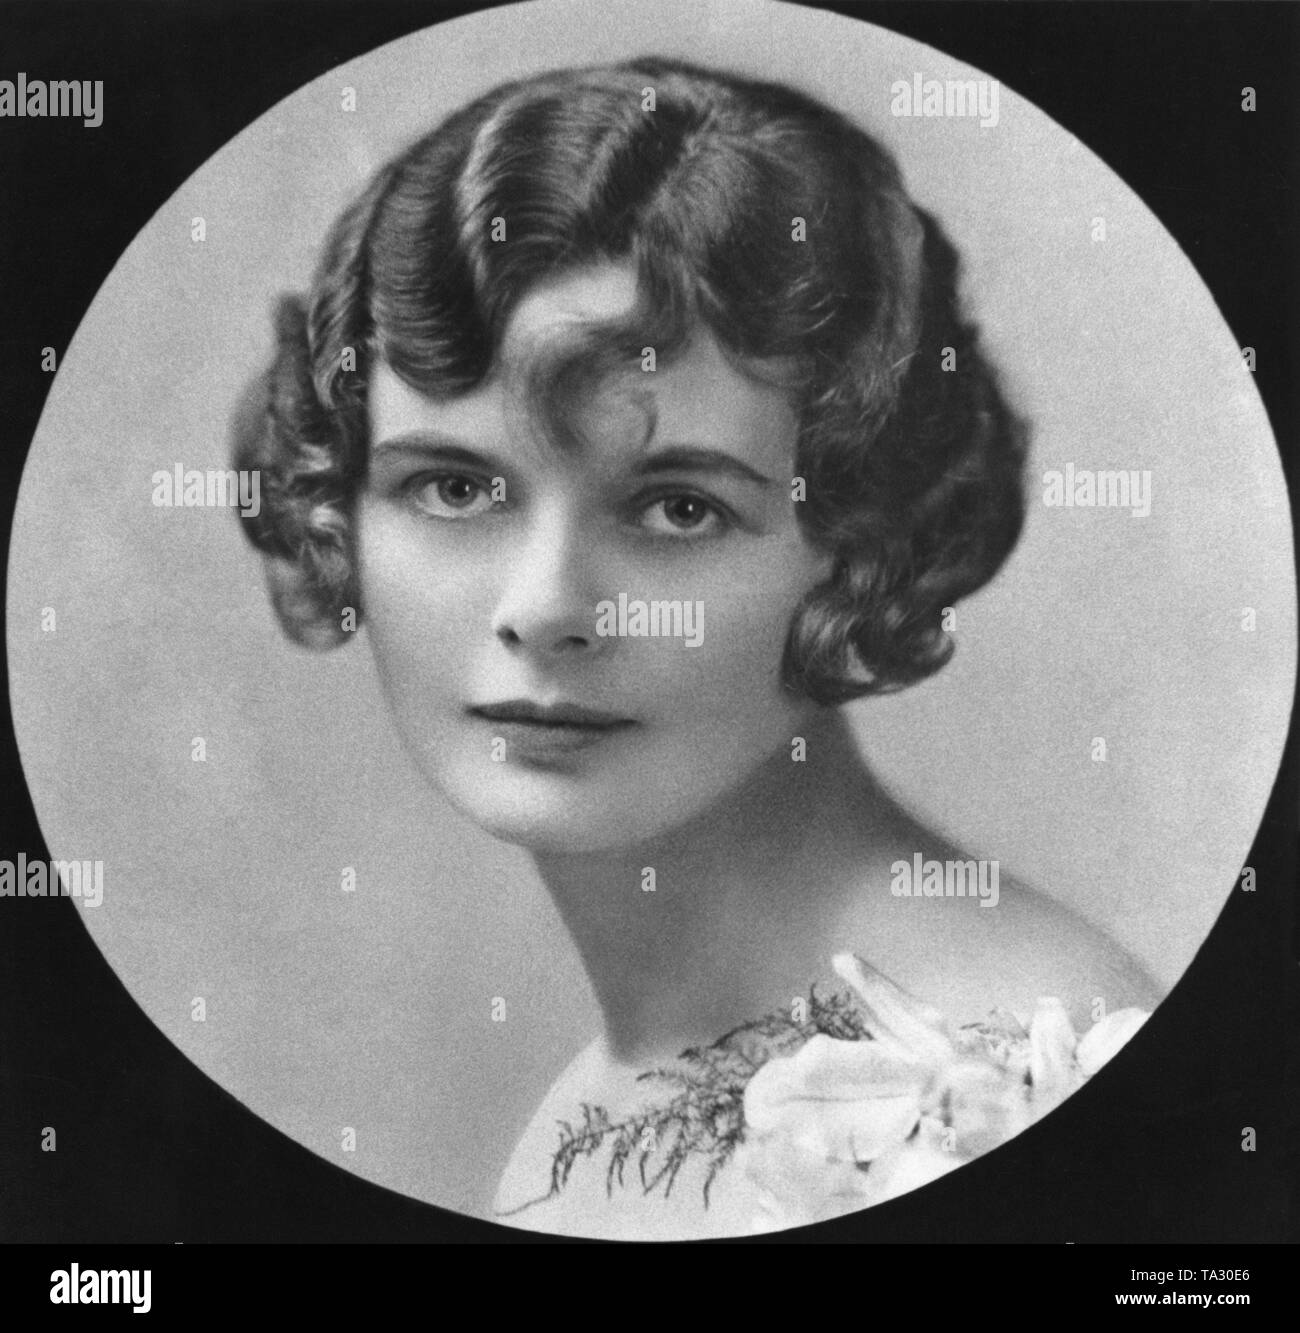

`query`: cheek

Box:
[654,565,810,735]
[354,512,478,706]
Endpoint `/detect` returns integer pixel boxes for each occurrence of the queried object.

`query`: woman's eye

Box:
[408,474,494,519]
[640,494,728,538]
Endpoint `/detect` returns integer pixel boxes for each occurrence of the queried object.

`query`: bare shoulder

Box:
[968,874,1164,1021]
[491,1037,603,1225]
[835,856,1165,1031]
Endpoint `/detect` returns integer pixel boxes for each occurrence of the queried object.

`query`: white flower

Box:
[734,954,1150,1230]
[1077,1007,1148,1077]
[1027,996,1081,1113]
[736,1033,931,1228]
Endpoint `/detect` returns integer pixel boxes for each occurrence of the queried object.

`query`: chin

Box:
[433,766,658,854]
[434,757,729,855]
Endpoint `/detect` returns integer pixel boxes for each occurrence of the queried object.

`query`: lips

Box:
[469,700,636,728]
[468,699,638,762]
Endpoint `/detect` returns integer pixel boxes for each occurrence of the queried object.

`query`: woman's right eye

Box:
[406,473,495,519]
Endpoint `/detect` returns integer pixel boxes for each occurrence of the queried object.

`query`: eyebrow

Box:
[371,433,509,474]
[371,432,777,487]
[636,446,776,488]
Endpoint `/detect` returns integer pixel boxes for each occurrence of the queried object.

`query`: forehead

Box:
[368,265,799,471]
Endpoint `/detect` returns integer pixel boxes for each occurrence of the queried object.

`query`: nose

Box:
[490,505,608,659]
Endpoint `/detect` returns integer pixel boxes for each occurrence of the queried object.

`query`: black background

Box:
[1,0,1296,1268]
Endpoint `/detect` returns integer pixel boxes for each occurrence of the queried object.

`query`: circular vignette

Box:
[6,0,1295,1235]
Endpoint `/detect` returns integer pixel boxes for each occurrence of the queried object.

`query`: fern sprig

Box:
[546,983,873,1208]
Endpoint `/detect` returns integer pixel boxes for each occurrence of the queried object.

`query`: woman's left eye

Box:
[407,474,494,519]
[639,493,729,538]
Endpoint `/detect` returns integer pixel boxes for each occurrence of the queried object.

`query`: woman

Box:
[233,56,1161,1238]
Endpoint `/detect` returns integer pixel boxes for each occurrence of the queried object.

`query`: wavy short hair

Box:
[232,56,1028,704]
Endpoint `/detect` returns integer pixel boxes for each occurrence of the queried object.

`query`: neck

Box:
[531,708,902,1067]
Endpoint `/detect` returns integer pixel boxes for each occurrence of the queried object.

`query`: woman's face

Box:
[356,264,836,853]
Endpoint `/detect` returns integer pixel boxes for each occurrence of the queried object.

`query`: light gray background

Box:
[7,0,1295,1219]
